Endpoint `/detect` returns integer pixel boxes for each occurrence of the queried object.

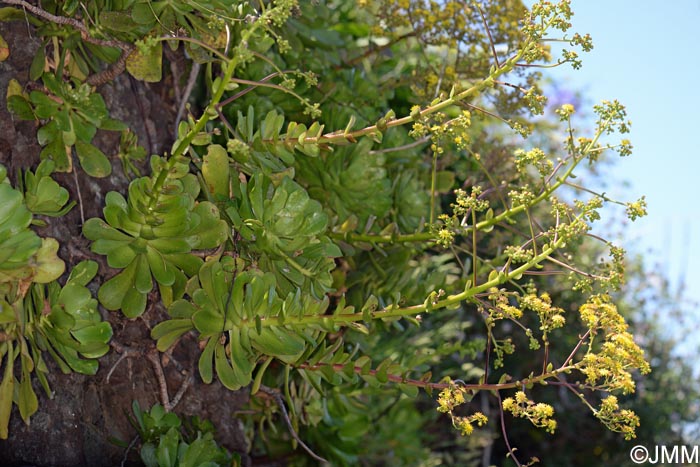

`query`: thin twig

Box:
[3,0,134,86]
[496,391,523,467]
[544,157,567,187]
[87,45,134,86]
[474,1,500,68]
[168,372,193,411]
[174,63,201,140]
[71,150,85,225]
[484,326,492,382]
[563,180,626,206]
[120,435,140,467]
[545,255,604,280]
[146,349,171,411]
[562,329,590,368]
[107,341,140,383]
[218,71,283,107]
[4,0,89,33]
[257,385,329,464]
[369,135,431,155]
[480,391,494,467]
[461,101,509,124]
[106,352,131,383]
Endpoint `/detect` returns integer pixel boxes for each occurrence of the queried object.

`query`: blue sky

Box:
[541,0,700,307]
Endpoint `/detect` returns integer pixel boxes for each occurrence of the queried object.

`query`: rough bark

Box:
[0,19,249,467]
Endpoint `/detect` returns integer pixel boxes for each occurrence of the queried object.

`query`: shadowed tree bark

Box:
[0,20,250,467]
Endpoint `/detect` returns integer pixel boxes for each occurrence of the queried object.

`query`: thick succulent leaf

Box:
[213,341,238,389]
[126,40,163,82]
[180,436,225,467]
[197,259,228,313]
[151,319,193,351]
[140,443,158,467]
[165,253,203,277]
[187,202,228,249]
[0,230,41,269]
[228,328,254,384]
[83,218,133,243]
[147,238,191,255]
[48,306,77,330]
[167,299,197,319]
[250,326,306,362]
[198,336,216,384]
[24,172,72,216]
[74,341,110,359]
[18,368,38,423]
[202,144,230,198]
[75,140,112,178]
[155,427,179,467]
[122,288,147,318]
[98,260,138,311]
[146,246,176,286]
[71,322,113,346]
[192,309,225,335]
[133,254,153,293]
[295,138,392,224]
[107,244,138,269]
[32,238,65,283]
[66,260,98,286]
[58,284,92,317]
[0,183,32,237]
[0,300,15,324]
[0,344,15,439]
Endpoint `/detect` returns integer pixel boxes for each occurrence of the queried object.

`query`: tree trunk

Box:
[0,20,250,467]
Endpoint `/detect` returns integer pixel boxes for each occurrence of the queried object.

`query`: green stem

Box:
[429,148,438,225]
[257,223,572,328]
[327,154,580,246]
[329,231,434,244]
[256,36,535,149]
[148,10,277,204]
[277,10,566,148]
[299,59,516,145]
[471,209,477,287]
[334,119,607,246]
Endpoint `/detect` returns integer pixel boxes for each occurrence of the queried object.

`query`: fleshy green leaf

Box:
[202,144,230,198]
[0,345,15,439]
[126,40,163,82]
[98,260,138,311]
[198,337,216,384]
[75,140,112,178]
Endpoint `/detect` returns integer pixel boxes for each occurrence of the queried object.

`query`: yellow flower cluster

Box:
[594,395,641,441]
[452,412,488,436]
[437,384,466,413]
[521,292,566,336]
[556,103,576,119]
[578,295,651,394]
[437,382,489,437]
[502,391,557,434]
[513,147,553,176]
